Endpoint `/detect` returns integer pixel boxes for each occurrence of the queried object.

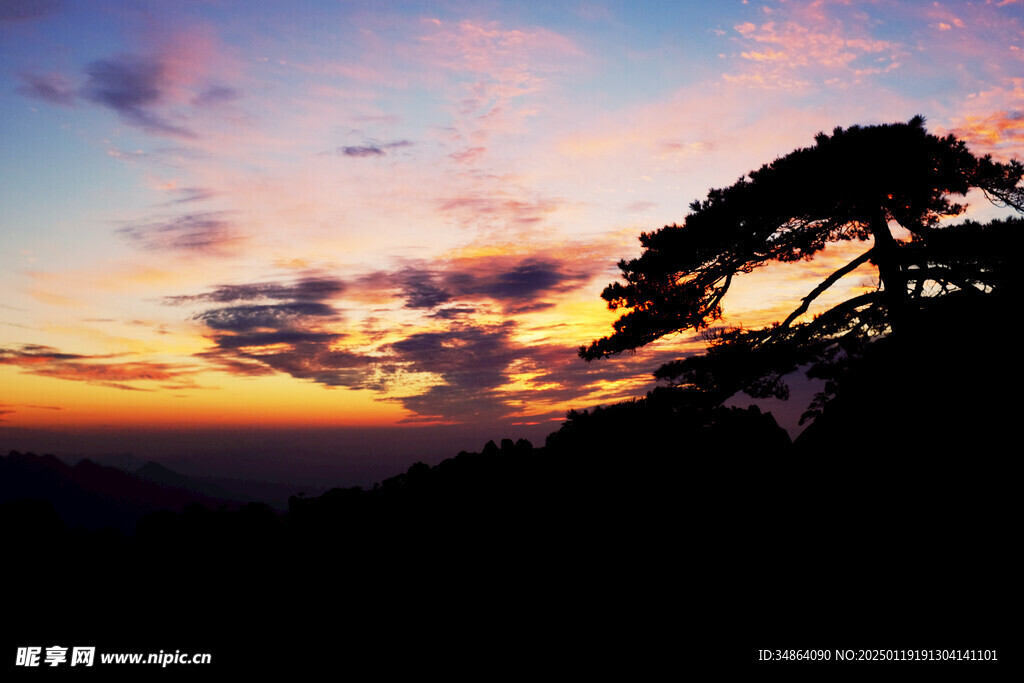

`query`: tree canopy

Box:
[580,116,1023,410]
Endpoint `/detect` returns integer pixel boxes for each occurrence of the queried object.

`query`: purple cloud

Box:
[0,0,59,22]
[81,55,195,138]
[338,140,413,158]
[16,72,75,105]
[118,213,241,254]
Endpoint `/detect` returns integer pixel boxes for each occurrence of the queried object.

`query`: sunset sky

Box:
[2,0,1022,483]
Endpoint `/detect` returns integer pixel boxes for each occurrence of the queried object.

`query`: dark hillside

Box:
[3,309,1016,673]
[0,452,248,533]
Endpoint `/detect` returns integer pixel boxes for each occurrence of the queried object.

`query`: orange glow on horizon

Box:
[1,368,409,430]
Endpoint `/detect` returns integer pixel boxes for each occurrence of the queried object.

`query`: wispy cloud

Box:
[195,302,338,332]
[117,212,242,255]
[725,3,901,90]
[0,0,59,22]
[437,192,564,234]
[363,253,593,314]
[943,78,1024,159]
[19,54,200,137]
[191,85,240,107]
[177,276,374,388]
[0,344,201,390]
[0,401,63,422]
[166,187,218,204]
[16,25,243,140]
[416,18,584,167]
[199,332,374,388]
[82,55,197,138]
[337,140,412,157]
[383,322,521,421]
[15,72,76,105]
[164,276,347,305]
[380,320,700,423]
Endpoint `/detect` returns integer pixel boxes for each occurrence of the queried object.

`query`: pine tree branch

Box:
[774,248,876,333]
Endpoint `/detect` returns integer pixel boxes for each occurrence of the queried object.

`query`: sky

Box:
[2,0,1022,485]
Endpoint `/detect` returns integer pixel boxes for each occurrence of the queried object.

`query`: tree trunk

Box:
[870,211,908,332]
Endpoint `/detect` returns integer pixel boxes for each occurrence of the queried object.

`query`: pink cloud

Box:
[156,25,228,93]
[438,192,563,231]
[414,19,586,166]
[924,4,966,33]
[741,47,788,62]
[449,146,488,164]
[726,4,902,90]
[907,0,1023,64]
[738,20,894,66]
[942,78,1024,160]
[419,19,583,75]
